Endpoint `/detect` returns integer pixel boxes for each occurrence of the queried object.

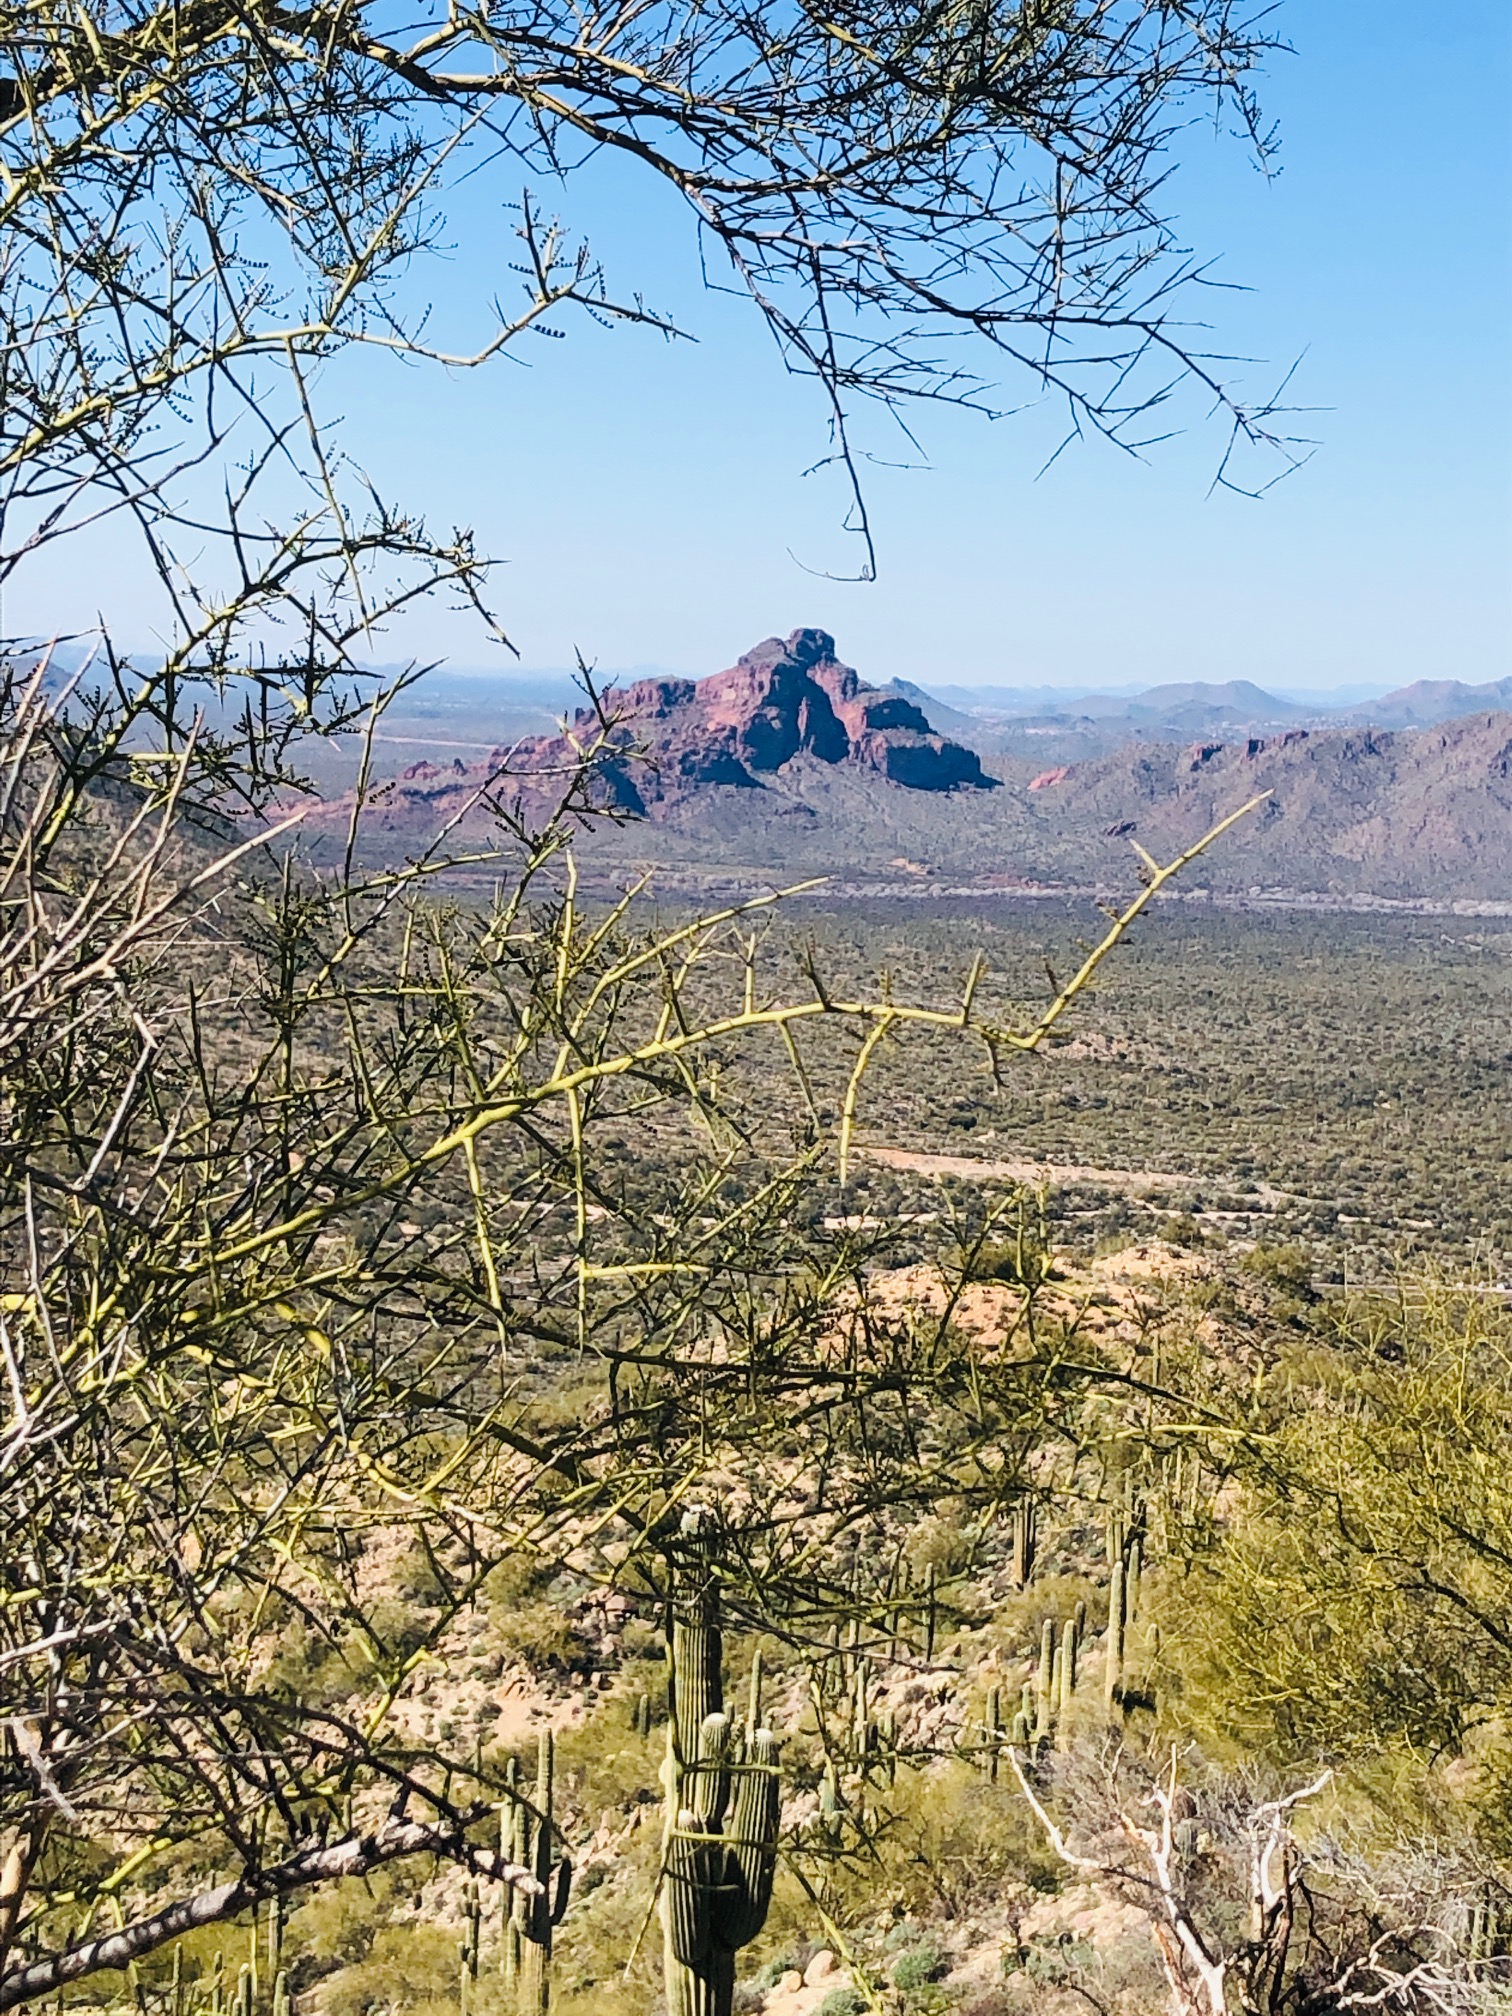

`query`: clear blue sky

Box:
[13,0,1512,693]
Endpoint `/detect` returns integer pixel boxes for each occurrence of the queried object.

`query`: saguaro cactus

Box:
[1105,1556,1127,1714]
[661,1508,782,2016]
[1055,1615,1080,1750]
[1010,1500,1037,1588]
[506,1731,572,2013]
[1034,1618,1055,1743]
[983,1684,1003,1783]
[459,1878,481,2015]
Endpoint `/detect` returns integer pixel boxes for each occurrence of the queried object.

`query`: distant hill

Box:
[564,710,1512,904]
[1355,676,1512,726]
[299,633,1512,901]
[920,677,1309,728]
[1073,679,1307,723]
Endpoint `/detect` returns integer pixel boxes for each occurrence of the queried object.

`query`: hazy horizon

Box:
[363,660,1498,711]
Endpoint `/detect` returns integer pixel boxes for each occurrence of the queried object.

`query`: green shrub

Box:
[484,1555,589,1672]
[1240,1242,1317,1301]
[817,1991,867,2016]
[755,1956,798,1988]
[891,1936,949,1990]
[1162,1212,1206,1248]
[1024,1937,1095,1985]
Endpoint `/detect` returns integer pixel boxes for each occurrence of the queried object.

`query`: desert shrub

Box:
[392,1540,449,1606]
[1023,1938,1095,1985]
[484,1556,590,1673]
[1240,1242,1318,1301]
[905,1514,974,1579]
[1162,1212,1206,1248]
[817,1992,867,2016]
[892,1935,949,1990]
[313,1925,458,2016]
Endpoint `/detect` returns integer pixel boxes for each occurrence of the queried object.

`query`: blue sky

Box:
[13,1,1512,694]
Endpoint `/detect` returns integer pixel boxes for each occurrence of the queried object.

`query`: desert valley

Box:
[6,8,1512,2016]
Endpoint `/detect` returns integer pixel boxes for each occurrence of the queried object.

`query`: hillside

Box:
[1020,712,1512,898]
[301,632,1512,902]
[561,710,1512,903]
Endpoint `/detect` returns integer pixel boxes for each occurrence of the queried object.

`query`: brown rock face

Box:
[564,628,993,805]
[302,629,992,840]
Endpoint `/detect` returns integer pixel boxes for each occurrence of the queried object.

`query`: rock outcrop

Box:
[355,629,994,831]
[555,628,993,807]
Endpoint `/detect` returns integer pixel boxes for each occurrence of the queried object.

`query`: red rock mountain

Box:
[382,629,993,826]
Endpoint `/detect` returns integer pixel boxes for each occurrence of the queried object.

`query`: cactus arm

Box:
[691,1713,732,1832]
[671,1510,724,1770]
[550,1858,572,1928]
[664,1815,709,1971]
[715,1730,780,1950]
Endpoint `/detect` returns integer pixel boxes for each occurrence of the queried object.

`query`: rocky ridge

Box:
[364,629,992,832]
[303,634,1512,901]
[559,706,1512,904]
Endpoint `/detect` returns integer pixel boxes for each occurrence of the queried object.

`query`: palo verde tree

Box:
[1152,1275,1512,1849]
[1,0,1292,2003]
[0,661,1263,2010]
[0,0,1301,638]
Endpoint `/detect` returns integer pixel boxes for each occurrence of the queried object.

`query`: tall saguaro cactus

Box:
[1105,1556,1128,1714]
[504,1731,572,2013]
[661,1509,782,2016]
[1010,1500,1037,1589]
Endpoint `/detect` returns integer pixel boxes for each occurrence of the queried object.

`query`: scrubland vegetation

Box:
[6,658,1512,2016]
[742,899,1512,1279]
[3,0,1502,2004]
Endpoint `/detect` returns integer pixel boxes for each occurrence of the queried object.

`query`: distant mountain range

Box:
[897,673,1512,756]
[232,653,1512,787]
[550,709,1512,905]
[295,632,1512,903]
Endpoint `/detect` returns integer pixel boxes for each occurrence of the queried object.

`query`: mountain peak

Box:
[551,630,993,807]
[307,631,995,838]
